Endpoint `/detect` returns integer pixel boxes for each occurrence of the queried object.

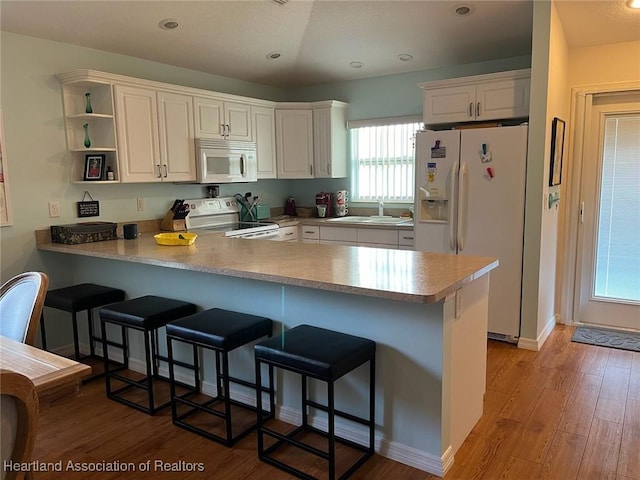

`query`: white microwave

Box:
[195,139,257,184]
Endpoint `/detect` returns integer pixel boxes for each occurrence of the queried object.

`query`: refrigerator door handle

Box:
[449,160,459,251]
[457,162,469,251]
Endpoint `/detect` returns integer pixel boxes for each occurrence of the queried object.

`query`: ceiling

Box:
[0,1,638,88]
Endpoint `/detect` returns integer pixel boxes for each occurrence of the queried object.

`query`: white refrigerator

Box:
[413,125,528,341]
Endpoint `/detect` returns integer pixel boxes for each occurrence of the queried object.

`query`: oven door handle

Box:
[241,230,279,240]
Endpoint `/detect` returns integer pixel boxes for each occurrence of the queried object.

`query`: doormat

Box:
[572,326,640,352]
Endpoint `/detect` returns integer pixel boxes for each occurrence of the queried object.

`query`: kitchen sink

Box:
[326,216,413,225]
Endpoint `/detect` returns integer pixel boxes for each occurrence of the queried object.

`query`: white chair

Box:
[0,369,39,480]
[0,272,48,346]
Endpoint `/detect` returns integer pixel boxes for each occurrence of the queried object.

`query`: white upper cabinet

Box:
[276,101,349,179]
[420,69,530,125]
[313,101,348,178]
[252,105,277,179]
[157,91,196,182]
[194,97,252,141]
[114,85,195,183]
[276,107,314,179]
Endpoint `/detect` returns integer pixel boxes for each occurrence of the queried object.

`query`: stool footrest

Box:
[304,399,371,428]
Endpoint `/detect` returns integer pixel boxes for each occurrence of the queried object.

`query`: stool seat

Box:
[255,325,376,380]
[45,283,125,312]
[40,283,125,365]
[166,308,272,350]
[100,296,196,330]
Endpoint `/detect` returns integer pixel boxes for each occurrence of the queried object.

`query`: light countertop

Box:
[36,233,497,304]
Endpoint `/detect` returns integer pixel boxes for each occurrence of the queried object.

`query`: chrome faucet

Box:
[378,199,384,217]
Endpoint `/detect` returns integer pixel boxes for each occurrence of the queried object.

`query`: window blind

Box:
[349,119,421,202]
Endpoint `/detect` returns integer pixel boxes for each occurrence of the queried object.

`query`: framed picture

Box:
[549,117,565,186]
[0,110,13,226]
[84,154,105,181]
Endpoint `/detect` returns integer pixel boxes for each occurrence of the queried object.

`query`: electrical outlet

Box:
[48,202,60,218]
[136,197,144,211]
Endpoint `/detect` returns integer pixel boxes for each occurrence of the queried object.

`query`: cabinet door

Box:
[114,85,161,183]
[225,102,252,141]
[194,97,224,139]
[252,106,277,179]
[320,226,357,243]
[157,91,196,182]
[357,228,398,246]
[423,85,476,125]
[313,106,347,178]
[476,78,530,121]
[276,109,314,179]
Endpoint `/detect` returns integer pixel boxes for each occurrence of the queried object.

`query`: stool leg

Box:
[193,343,201,391]
[121,326,129,368]
[144,330,155,412]
[328,379,336,480]
[101,319,112,396]
[151,329,159,377]
[39,312,48,351]
[71,311,81,360]
[168,337,177,421]
[215,351,223,400]
[87,309,96,357]
[301,374,308,428]
[222,351,232,443]
[369,356,375,455]
[255,358,264,457]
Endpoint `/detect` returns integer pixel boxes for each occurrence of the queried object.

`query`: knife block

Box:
[160,210,186,232]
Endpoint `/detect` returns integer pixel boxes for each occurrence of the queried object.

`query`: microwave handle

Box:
[240,154,245,176]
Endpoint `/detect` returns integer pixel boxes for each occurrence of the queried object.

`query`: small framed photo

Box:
[84,154,105,181]
[549,117,565,186]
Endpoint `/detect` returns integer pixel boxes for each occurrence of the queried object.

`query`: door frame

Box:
[558,80,640,326]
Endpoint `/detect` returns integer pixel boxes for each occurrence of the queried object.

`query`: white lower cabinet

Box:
[273,225,299,242]
[302,225,320,244]
[311,225,415,249]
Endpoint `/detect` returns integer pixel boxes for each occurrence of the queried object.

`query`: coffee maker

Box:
[315,192,334,217]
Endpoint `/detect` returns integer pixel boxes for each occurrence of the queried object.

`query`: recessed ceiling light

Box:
[266,52,281,60]
[398,54,413,62]
[454,5,474,16]
[627,0,640,9]
[350,61,364,69]
[159,18,179,30]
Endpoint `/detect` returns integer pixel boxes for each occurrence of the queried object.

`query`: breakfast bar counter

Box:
[37,233,497,477]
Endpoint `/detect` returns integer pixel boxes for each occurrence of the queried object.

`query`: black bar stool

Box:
[40,283,125,362]
[99,295,197,415]
[166,308,273,446]
[254,324,376,480]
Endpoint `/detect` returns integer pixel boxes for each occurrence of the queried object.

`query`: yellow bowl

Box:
[153,232,198,246]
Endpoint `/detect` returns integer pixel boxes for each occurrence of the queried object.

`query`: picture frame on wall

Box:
[549,117,565,186]
[84,154,105,181]
[0,110,13,226]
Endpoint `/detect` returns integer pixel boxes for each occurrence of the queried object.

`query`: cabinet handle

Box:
[226,124,230,137]
[284,232,293,236]
[469,102,473,117]
[328,163,331,176]
[156,164,162,178]
[240,154,245,175]
[163,164,168,177]
[220,124,226,137]
[310,164,313,176]
[476,102,480,117]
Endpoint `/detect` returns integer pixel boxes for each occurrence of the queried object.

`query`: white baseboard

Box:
[65,342,451,477]
[517,315,557,351]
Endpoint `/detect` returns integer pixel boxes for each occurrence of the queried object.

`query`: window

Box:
[349,117,422,203]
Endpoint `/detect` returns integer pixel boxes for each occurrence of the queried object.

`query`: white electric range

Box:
[184,197,279,240]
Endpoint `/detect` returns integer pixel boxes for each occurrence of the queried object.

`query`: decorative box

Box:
[50,222,117,244]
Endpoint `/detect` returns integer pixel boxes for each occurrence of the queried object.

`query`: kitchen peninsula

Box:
[37,233,497,477]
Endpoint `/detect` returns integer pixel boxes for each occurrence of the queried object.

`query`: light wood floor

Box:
[32,325,640,479]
